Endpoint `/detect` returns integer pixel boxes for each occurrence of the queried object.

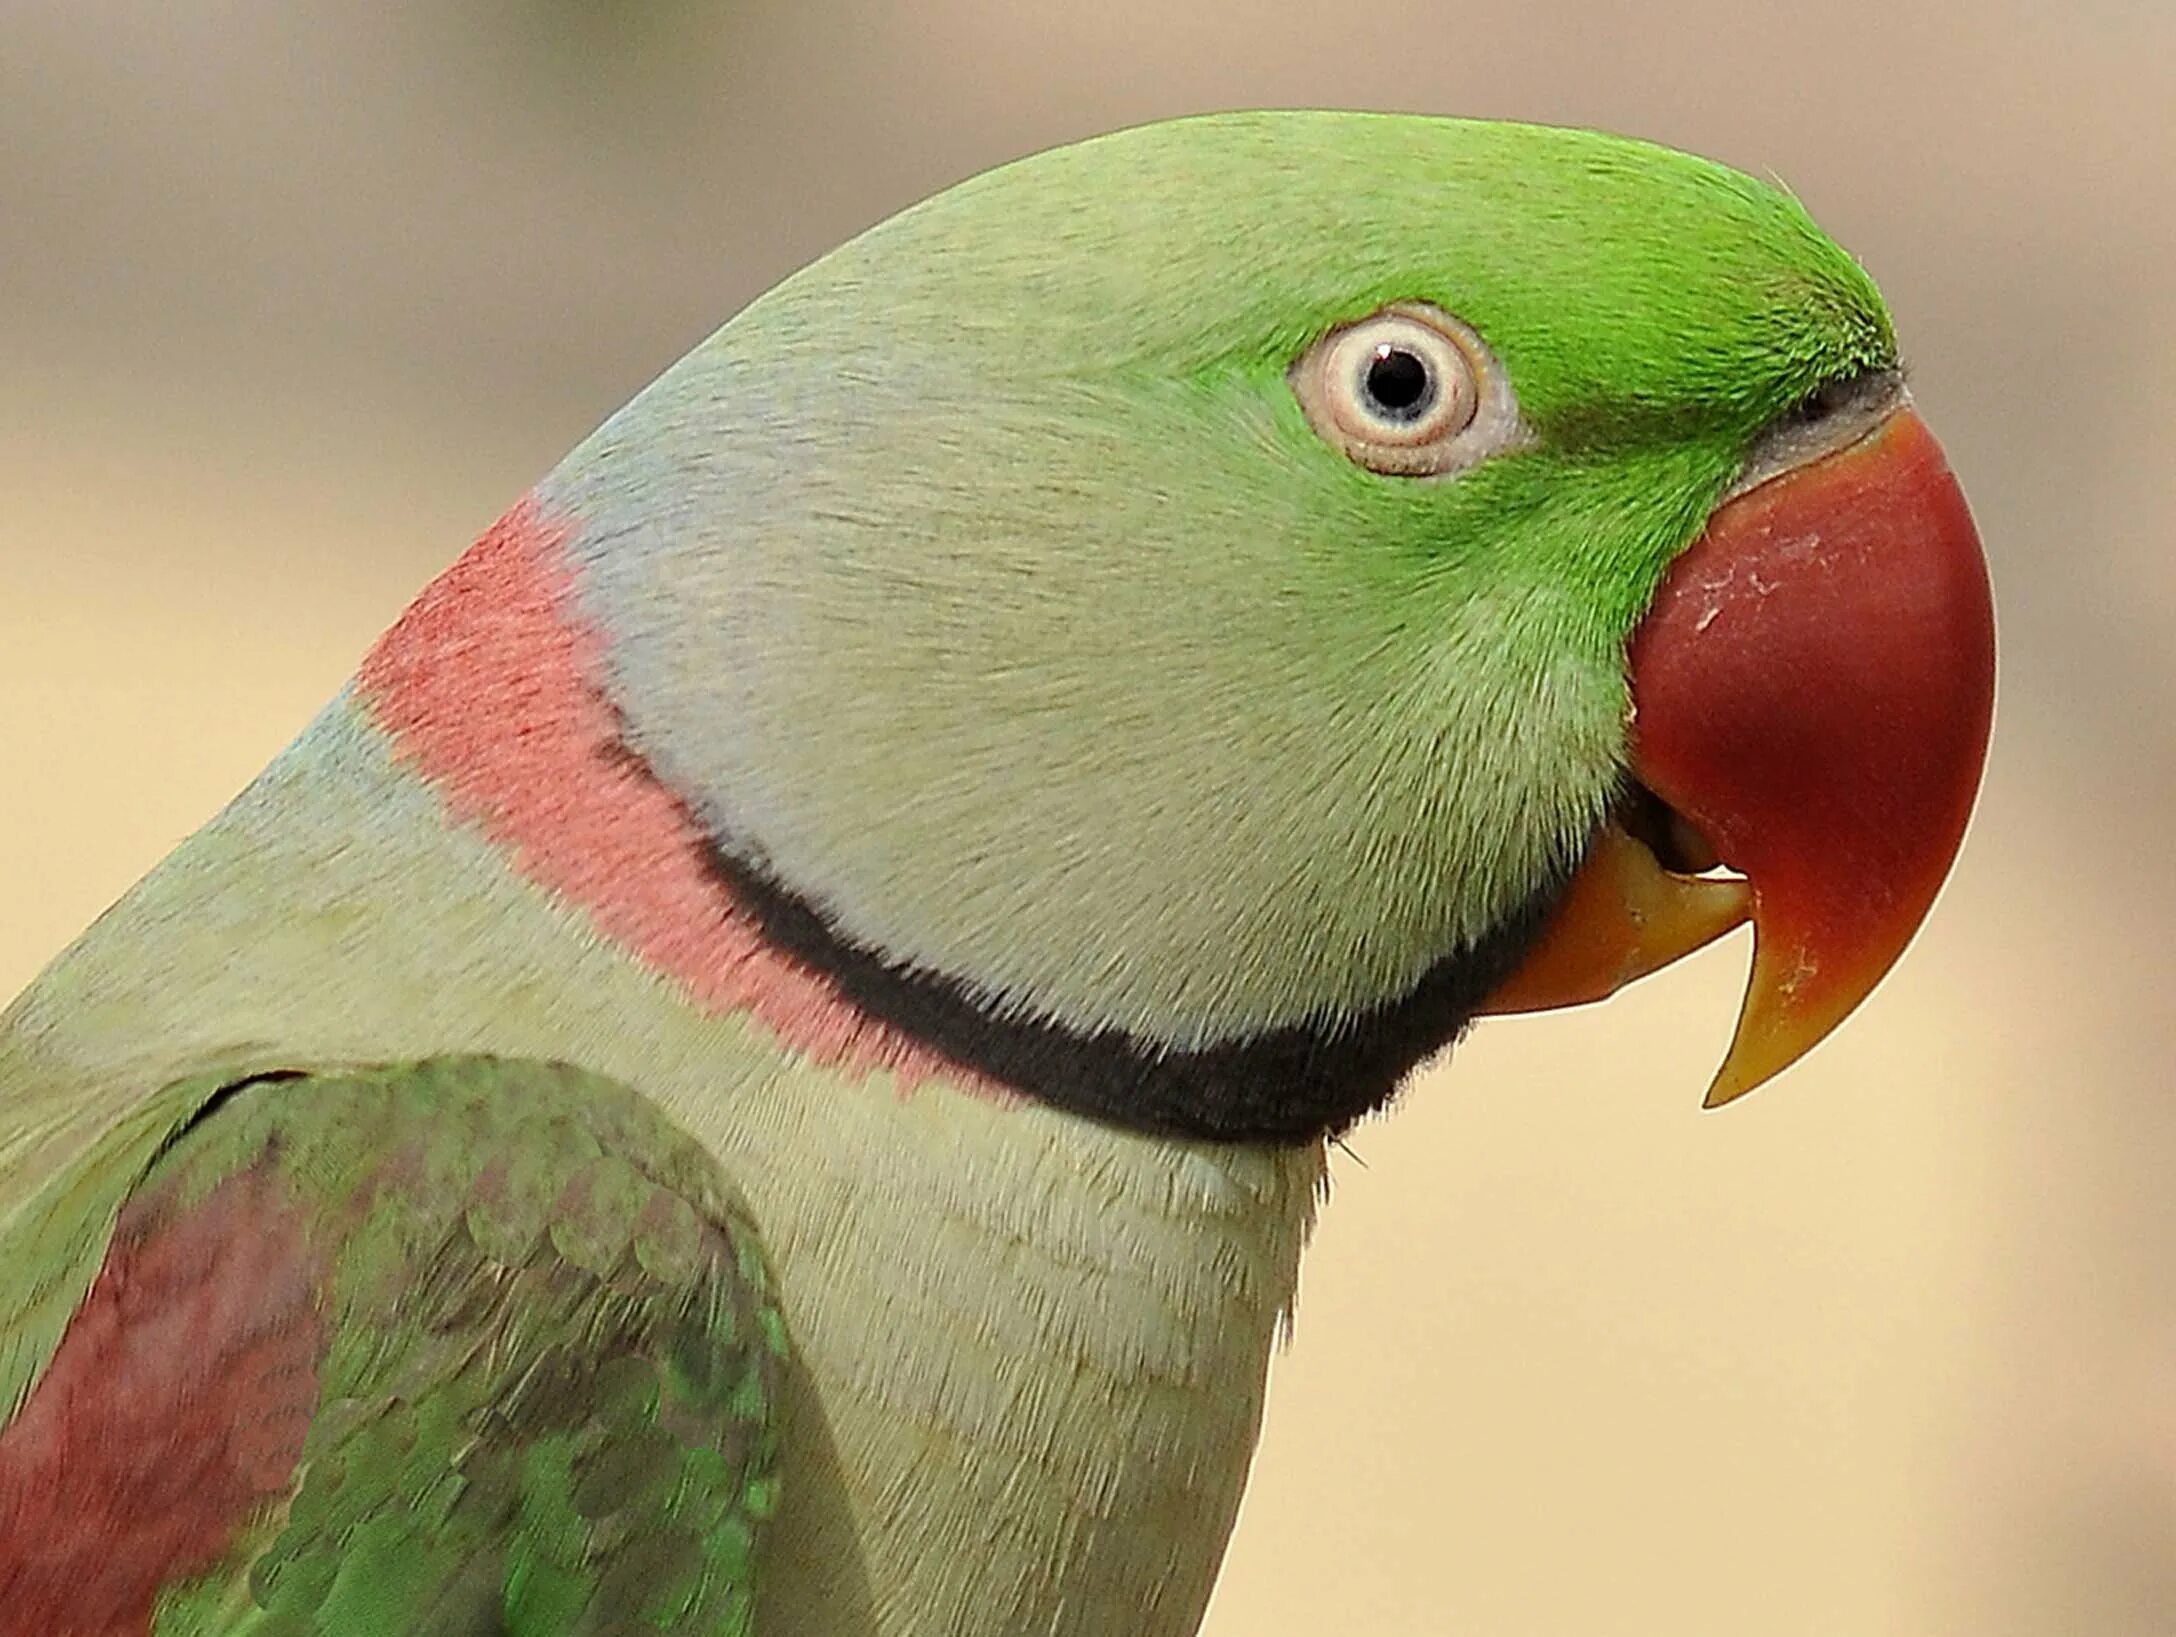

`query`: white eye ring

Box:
[1292,303,1525,478]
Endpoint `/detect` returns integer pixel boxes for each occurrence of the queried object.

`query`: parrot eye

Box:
[1292,304,1524,478]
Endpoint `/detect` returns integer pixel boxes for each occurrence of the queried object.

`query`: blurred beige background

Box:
[2,2,2170,1632]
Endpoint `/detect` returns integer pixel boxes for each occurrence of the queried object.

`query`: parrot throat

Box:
[359,501,1565,1145]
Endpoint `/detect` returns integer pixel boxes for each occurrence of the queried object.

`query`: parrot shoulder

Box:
[0,1054,787,1635]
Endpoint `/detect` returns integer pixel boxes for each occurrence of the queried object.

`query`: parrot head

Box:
[542,111,1994,1140]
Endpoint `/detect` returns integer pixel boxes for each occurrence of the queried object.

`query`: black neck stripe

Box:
[701,839,1573,1146]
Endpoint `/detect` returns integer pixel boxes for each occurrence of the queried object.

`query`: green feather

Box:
[77,1058,788,1636]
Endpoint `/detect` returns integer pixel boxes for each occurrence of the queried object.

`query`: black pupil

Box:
[1363,346,1434,421]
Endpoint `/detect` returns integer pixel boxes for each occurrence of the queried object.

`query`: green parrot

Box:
[0,111,1994,1635]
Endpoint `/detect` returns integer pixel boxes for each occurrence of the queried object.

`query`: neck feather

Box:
[355,500,1563,1144]
[354,499,1007,1102]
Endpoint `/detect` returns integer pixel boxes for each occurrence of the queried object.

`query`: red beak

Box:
[1484,406,1996,1106]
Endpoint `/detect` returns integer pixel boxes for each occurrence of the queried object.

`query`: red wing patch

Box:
[0,1165,325,1637]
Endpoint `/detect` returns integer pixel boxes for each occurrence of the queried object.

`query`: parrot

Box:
[0,110,1995,1636]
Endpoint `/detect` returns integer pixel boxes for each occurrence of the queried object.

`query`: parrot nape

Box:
[0,111,1994,1636]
